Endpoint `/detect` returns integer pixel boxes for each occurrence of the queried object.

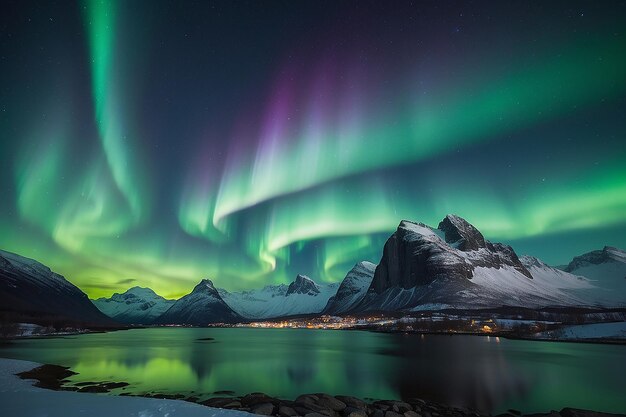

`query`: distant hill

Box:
[559,246,626,306]
[92,287,175,324]
[219,274,339,320]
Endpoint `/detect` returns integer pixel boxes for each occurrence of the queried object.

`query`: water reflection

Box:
[374,334,527,411]
[1,328,625,414]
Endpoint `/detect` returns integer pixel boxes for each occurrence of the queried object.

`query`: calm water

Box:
[1,328,625,414]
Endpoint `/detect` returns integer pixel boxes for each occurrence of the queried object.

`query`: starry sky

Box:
[1,0,625,298]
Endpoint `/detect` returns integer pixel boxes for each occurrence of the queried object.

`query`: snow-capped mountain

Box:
[220,275,339,319]
[560,246,626,306]
[350,215,602,313]
[92,287,175,324]
[323,262,376,315]
[156,279,242,325]
[563,246,626,281]
[0,249,113,325]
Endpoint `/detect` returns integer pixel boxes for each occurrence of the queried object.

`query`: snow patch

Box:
[535,322,626,340]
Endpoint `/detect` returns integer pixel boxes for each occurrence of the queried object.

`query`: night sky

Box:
[1,0,625,298]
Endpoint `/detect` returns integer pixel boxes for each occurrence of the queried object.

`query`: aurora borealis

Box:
[1,1,625,298]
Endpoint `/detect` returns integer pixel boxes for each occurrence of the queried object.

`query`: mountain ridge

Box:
[2,222,625,327]
[92,286,175,325]
[220,275,339,320]
[323,261,376,315]
[0,249,114,326]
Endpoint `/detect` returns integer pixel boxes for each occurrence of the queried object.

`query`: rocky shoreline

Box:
[199,392,484,417]
[16,364,624,417]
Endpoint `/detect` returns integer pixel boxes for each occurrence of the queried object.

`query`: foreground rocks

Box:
[16,364,77,390]
[17,364,625,417]
[17,364,128,393]
[200,394,462,417]
[196,393,623,417]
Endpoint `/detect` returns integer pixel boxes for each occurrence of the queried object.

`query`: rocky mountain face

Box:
[323,262,376,315]
[92,287,175,325]
[286,275,320,296]
[156,279,242,325]
[370,215,531,295]
[351,215,599,313]
[437,214,486,251]
[0,249,114,326]
[220,275,339,320]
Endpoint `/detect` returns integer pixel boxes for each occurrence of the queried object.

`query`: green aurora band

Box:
[1,0,625,298]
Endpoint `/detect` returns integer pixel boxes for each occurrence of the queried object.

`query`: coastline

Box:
[3,322,626,346]
[161,321,626,345]
[0,357,249,417]
[3,357,624,417]
[198,306,626,345]
[369,328,626,346]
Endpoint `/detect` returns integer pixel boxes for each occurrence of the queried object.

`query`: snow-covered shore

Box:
[534,321,626,340]
[0,357,251,417]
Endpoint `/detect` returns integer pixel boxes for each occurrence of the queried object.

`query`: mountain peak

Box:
[437,214,486,251]
[286,274,320,296]
[398,220,439,238]
[105,286,164,302]
[156,278,241,325]
[191,279,219,296]
[93,285,175,324]
[355,261,377,271]
[565,246,626,272]
[125,286,159,296]
[519,255,548,269]
[603,246,626,260]
[362,214,541,310]
[323,261,376,315]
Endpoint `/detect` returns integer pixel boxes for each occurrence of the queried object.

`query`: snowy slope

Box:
[520,256,592,290]
[466,265,591,308]
[0,249,113,325]
[220,275,339,319]
[92,287,175,324]
[535,322,626,340]
[156,279,242,325]
[323,262,376,314]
